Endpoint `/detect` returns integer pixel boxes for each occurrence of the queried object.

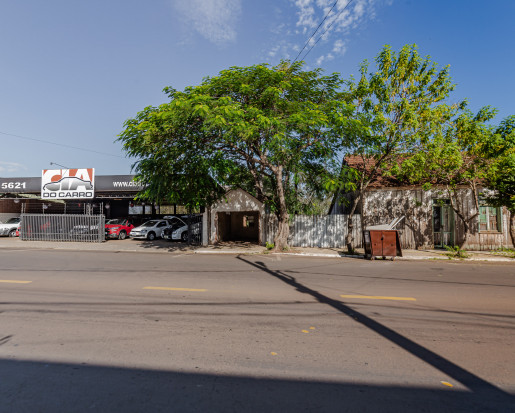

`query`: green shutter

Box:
[479,206,487,231]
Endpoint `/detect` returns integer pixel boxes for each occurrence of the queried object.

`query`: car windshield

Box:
[106,219,125,225]
[168,218,185,225]
[6,218,20,224]
[140,220,159,227]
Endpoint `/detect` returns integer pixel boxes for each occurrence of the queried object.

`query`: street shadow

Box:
[1,358,512,413]
[127,239,195,252]
[0,335,12,345]
[209,241,262,250]
[237,256,515,407]
[280,262,515,289]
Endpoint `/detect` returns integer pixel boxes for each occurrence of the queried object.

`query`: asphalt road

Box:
[0,249,514,412]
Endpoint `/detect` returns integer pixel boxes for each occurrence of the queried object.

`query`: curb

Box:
[1,242,513,262]
[194,249,513,262]
[194,249,262,255]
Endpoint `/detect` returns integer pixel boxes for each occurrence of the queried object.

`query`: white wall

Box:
[209,189,265,244]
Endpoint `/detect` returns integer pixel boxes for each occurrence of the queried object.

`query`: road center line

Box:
[143,287,207,292]
[340,294,416,301]
[0,280,32,284]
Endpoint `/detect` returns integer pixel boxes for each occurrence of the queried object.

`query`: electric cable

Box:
[297,0,355,63]
[0,131,124,158]
[292,0,341,64]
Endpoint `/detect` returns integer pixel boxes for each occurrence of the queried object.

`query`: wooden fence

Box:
[263,214,363,248]
[262,211,513,250]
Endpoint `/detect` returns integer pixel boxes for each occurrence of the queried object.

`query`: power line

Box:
[297,0,356,64]
[292,0,340,65]
[0,131,125,159]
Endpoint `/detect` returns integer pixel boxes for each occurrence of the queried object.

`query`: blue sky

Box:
[1,0,513,178]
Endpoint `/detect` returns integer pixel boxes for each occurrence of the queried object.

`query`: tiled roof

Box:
[344,155,407,188]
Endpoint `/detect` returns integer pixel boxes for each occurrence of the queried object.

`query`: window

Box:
[479,206,501,232]
[243,215,255,228]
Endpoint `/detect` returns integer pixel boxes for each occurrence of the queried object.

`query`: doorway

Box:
[217,211,259,243]
[432,199,454,248]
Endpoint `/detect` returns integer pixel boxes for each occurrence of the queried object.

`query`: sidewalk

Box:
[0,237,513,262]
[195,243,515,262]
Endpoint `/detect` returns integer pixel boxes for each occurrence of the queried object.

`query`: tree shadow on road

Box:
[237,256,515,408]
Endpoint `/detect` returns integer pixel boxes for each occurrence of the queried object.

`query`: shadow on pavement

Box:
[237,256,515,410]
[126,239,193,252]
[1,358,511,412]
[206,241,262,249]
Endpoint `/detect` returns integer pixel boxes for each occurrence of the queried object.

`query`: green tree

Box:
[328,44,461,253]
[119,62,348,250]
[402,107,497,248]
[482,115,515,244]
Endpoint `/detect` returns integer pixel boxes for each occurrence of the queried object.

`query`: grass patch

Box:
[444,245,470,259]
[491,247,515,259]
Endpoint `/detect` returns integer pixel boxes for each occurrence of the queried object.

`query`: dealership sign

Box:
[41,168,95,199]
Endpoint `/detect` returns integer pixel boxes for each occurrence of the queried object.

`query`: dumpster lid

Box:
[366,216,405,231]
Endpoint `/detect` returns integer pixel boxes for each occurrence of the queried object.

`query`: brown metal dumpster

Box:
[363,230,402,260]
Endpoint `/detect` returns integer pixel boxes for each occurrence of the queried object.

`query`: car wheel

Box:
[8,229,17,237]
[181,231,188,242]
[118,230,127,240]
[147,232,156,241]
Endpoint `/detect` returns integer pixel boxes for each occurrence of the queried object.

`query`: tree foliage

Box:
[119,61,349,249]
[329,44,462,252]
[119,44,514,251]
[483,115,515,211]
[401,107,498,246]
[482,115,515,244]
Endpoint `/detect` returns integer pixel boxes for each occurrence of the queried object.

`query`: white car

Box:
[161,216,188,241]
[0,217,21,237]
[129,219,171,241]
[162,216,201,242]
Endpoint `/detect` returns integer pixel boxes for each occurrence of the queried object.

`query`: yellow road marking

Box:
[441,381,454,387]
[270,352,278,356]
[301,330,310,333]
[340,295,416,301]
[143,287,207,292]
[0,280,32,284]
[309,327,316,330]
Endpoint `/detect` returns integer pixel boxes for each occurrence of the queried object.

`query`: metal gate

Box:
[20,214,105,242]
[184,214,203,245]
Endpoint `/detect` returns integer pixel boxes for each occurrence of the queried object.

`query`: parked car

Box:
[162,216,201,242]
[0,217,21,237]
[105,218,134,240]
[129,219,171,241]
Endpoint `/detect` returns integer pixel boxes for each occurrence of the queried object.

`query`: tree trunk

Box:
[510,211,515,247]
[272,167,290,251]
[346,194,361,253]
[458,225,470,249]
[273,211,290,251]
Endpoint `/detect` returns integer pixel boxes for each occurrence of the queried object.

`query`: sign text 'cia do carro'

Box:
[41,168,95,199]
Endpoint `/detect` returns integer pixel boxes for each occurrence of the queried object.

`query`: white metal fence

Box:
[20,214,105,242]
[263,214,363,248]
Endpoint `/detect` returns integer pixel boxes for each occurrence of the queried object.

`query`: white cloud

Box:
[288,0,390,65]
[268,45,281,58]
[332,39,346,54]
[0,162,27,174]
[172,0,241,45]
[293,0,317,32]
